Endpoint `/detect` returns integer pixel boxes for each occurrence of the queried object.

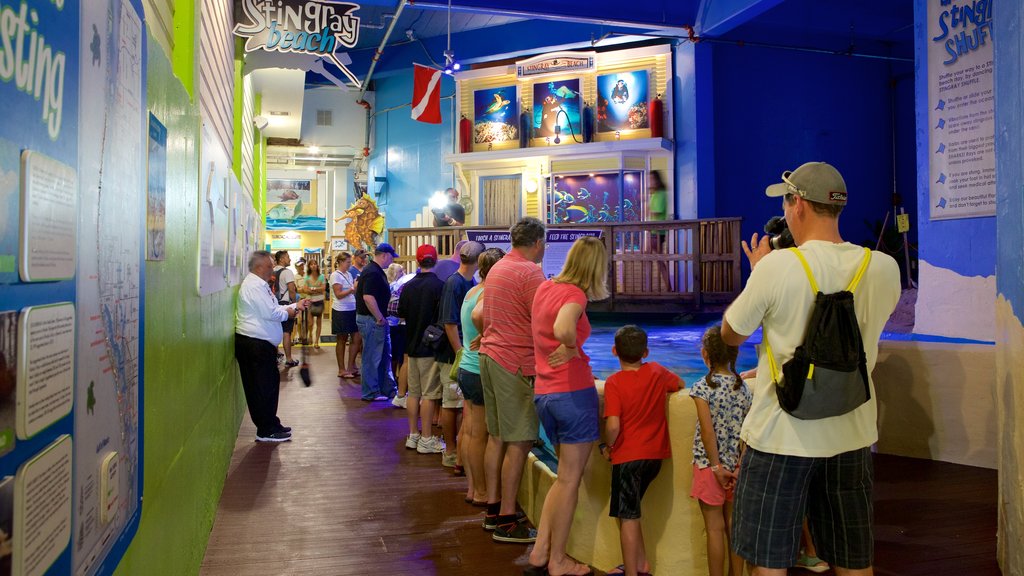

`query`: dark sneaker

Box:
[482,514,498,531]
[279,426,292,433]
[256,431,292,443]
[492,520,537,543]
[284,359,299,368]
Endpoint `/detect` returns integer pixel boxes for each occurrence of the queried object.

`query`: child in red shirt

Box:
[601,325,682,576]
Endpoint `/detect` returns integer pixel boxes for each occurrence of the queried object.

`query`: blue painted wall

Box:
[912,0,995,278]
[368,72,456,234]
[994,0,1023,310]
[708,43,917,278]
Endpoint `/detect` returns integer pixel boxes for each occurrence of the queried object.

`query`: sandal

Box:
[549,561,592,576]
[796,553,830,573]
[607,565,652,576]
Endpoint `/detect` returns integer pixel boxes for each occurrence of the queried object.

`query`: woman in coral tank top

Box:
[527,236,609,576]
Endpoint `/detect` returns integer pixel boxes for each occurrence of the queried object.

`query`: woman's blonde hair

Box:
[386,263,405,283]
[334,251,351,267]
[553,236,609,301]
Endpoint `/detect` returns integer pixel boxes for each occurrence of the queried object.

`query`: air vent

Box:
[316,110,333,126]
[268,110,290,116]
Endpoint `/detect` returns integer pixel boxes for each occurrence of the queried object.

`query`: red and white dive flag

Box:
[411,64,442,124]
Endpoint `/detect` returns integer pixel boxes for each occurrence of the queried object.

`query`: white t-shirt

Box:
[724,241,900,458]
[274,266,296,303]
[330,269,356,311]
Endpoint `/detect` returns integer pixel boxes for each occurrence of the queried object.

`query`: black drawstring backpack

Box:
[763,247,873,420]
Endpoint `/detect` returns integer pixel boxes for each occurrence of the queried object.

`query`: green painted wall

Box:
[113,34,245,576]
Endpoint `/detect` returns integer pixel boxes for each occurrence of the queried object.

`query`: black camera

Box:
[764,216,795,250]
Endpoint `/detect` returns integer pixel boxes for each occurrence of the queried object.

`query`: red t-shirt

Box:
[479,250,545,376]
[532,280,592,395]
[603,362,682,464]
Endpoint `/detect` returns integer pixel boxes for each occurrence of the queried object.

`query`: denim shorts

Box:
[610,459,663,519]
[534,387,600,445]
[458,369,484,405]
[732,446,874,570]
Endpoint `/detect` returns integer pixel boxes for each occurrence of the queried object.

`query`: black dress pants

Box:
[234,333,283,436]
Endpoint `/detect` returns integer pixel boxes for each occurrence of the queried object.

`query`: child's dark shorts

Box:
[610,459,662,520]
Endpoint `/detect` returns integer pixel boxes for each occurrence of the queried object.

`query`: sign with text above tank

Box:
[233,0,361,76]
[926,0,995,220]
[516,51,596,79]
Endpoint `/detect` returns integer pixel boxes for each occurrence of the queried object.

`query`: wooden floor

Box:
[200,347,1001,576]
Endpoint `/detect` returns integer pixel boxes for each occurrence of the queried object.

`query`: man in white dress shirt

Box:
[236,251,310,442]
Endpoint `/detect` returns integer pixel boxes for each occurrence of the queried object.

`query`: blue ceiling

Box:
[306,0,914,86]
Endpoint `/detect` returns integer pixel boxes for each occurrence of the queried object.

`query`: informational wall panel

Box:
[927,0,996,219]
[74,1,145,574]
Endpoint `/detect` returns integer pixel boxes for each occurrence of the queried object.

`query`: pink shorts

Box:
[690,463,736,506]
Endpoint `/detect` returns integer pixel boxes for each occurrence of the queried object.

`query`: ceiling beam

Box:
[329,19,672,82]
[695,0,785,37]
[410,0,697,30]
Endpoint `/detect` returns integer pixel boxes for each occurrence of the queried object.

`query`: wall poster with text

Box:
[927,0,995,219]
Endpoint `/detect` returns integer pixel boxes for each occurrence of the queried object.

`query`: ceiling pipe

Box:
[358,0,409,104]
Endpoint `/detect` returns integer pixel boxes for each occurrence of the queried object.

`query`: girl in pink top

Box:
[527,236,609,576]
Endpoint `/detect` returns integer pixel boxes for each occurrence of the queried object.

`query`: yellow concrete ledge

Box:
[516,339,1000,574]
[519,389,709,575]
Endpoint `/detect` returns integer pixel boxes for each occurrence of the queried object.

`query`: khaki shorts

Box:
[439,362,464,409]
[479,354,538,442]
[407,356,441,400]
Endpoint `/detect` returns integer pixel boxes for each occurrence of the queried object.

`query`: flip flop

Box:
[522,565,548,576]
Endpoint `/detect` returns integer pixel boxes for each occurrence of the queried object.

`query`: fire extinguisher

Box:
[582,102,595,143]
[650,94,664,139]
[459,115,472,153]
[519,110,531,148]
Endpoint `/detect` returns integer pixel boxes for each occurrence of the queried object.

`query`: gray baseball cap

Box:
[765,162,848,205]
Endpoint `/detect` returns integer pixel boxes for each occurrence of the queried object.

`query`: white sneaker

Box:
[441,450,457,468]
[391,395,407,409]
[417,436,443,454]
[405,434,421,450]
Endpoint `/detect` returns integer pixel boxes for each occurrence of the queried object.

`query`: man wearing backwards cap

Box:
[721,162,900,575]
[355,242,400,401]
[398,244,446,454]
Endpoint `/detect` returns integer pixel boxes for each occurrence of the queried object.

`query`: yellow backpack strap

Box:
[846,248,873,293]
[763,330,780,385]
[788,248,818,294]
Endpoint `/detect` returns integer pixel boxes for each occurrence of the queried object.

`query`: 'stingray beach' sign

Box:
[233,0,362,84]
[516,52,596,79]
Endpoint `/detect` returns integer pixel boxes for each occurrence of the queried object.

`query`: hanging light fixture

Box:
[443,0,459,74]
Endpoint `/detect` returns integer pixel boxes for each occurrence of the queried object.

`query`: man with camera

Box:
[721,162,900,576]
[433,187,465,227]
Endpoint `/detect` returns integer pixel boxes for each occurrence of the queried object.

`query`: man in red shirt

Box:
[479,217,546,543]
[602,325,682,576]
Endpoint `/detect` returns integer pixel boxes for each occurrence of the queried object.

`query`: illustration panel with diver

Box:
[596,71,649,132]
[533,80,582,141]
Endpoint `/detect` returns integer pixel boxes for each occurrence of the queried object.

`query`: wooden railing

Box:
[388,218,742,311]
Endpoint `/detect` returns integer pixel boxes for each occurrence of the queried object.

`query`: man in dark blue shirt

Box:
[437,241,485,467]
[355,243,398,401]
